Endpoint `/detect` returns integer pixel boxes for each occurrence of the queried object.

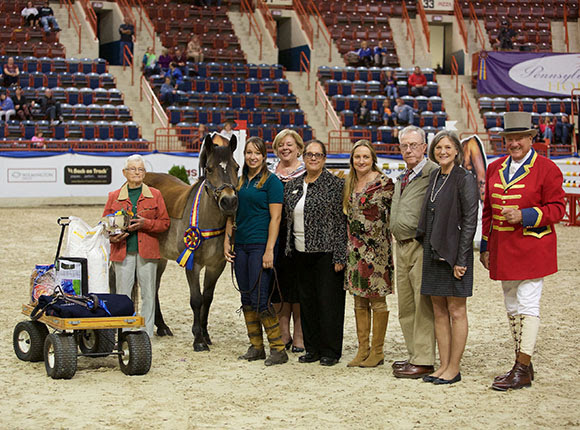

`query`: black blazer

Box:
[417,165,479,268]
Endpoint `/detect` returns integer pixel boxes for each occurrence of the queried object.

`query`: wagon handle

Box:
[55,217,71,264]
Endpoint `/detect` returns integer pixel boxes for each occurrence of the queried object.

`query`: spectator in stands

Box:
[31,131,45,148]
[187,35,204,63]
[157,49,173,74]
[3,57,20,88]
[165,62,184,87]
[555,114,574,145]
[220,121,235,140]
[496,21,516,51]
[197,123,208,148]
[119,17,135,67]
[21,2,40,28]
[173,47,189,77]
[355,99,371,125]
[142,47,157,77]
[383,70,398,100]
[13,87,33,121]
[355,41,373,68]
[374,41,389,67]
[382,99,392,126]
[392,97,414,126]
[39,88,63,125]
[160,76,177,107]
[0,92,16,122]
[537,116,554,143]
[38,1,61,34]
[408,66,428,97]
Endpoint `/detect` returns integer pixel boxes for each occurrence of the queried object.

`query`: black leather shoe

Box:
[433,373,462,385]
[292,346,305,353]
[320,357,339,366]
[422,374,438,383]
[298,352,320,363]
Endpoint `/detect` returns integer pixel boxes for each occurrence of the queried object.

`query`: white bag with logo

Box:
[64,216,110,293]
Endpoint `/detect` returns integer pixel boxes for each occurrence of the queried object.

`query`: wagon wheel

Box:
[13,321,48,362]
[44,333,77,380]
[76,329,116,357]
[118,331,152,376]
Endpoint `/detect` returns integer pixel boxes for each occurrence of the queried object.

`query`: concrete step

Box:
[390,17,426,69]
[228,11,278,65]
[52,1,98,59]
[409,19,432,68]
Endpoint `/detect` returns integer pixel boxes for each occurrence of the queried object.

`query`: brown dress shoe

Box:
[393,363,435,379]
[392,360,408,370]
[494,361,534,382]
[492,362,532,391]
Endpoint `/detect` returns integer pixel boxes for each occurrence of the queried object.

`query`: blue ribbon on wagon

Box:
[177,180,225,270]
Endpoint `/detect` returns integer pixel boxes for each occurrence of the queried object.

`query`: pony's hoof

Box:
[204,335,212,345]
[156,326,173,337]
[193,342,210,352]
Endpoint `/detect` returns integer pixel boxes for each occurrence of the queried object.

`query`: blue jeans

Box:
[386,86,398,99]
[40,16,60,32]
[234,243,276,312]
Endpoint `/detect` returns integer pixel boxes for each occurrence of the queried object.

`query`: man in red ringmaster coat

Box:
[480,112,565,391]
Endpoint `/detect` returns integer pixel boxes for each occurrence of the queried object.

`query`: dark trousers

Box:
[295,251,345,359]
[45,103,62,121]
[234,243,276,313]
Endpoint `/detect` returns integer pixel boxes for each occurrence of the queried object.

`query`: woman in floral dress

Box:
[343,140,395,368]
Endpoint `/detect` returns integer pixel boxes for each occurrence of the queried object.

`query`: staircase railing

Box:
[59,0,83,54]
[416,0,430,52]
[118,0,137,28]
[314,81,341,130]
[451,55,459,92]
[401,1,416,64]
[454,0,468,52]
[460,84,478,133]
[129,0,156,52]
[300,51,310,90]
[293,0,313,47]
[564,3,570,53]
[79,0,98,40]
[123,44,134,86]
[241,0,264,61]
[304,0,332,62]
[256,0,277,47]
[140,75,169,127]
[468,1,486,51]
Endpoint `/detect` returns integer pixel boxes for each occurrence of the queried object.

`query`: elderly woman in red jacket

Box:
[103,154,170,338]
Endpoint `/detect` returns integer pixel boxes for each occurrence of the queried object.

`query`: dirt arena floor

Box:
[0,205,578,429]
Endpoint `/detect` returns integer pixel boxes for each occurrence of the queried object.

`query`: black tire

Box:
[77,329,116,357]
[13,321,49,362]
[44,333,77,379]
[118,331,152,376]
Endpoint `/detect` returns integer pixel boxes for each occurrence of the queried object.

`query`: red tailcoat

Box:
[480,150,565,280]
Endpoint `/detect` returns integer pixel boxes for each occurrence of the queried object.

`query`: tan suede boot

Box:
[360,304,389,368]
[347,297,370,367]
[238,305,266,361]
[259,310,288,366]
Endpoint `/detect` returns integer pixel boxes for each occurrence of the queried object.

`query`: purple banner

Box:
[477,51,580,97]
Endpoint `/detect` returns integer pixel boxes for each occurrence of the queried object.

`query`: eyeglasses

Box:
[126,167,146,173]
[399,142,423,151]
[304,152,325,160]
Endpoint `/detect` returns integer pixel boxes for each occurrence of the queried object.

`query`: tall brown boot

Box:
[492,352,532,391]
[347,297,370,367]
[238,305,266,361]
[259,310,288,366]
[360,299,389,368]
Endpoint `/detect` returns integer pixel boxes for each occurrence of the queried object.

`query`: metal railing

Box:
[314,81,341,130]
[570,88,579,154]
[117,0,137,29]
[79,0,98,39]
[256,0,277,47]
[564,3,570,53]
[454,0,468,52]
[460,84,478,133]
[304,0,332,62]
[328,129,372,154]
[59,0,83,54]
[241,0,263,61]
[416,0,430,52]
[0,140,149,152]
[300,51,310,91]
[127,0,156,52]
[451,55,459,93]
[154,127,202,152]
[401,1,416,64]
[293,0,314,47]
[123,44,134,86]
[140,75,169,127]
[468,1,486,52]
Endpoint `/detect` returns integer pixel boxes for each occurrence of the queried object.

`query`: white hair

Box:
[124,154,145,170]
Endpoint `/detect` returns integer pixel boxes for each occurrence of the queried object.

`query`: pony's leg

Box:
[186,263,209,351]
[200,261,227,345]
[154,259,173,336]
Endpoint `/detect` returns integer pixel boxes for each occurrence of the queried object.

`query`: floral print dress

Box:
[346,173,395,298]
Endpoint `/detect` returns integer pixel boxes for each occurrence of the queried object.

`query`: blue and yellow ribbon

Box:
[177,180,226,270]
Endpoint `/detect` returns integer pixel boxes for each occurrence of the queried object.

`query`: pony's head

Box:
[199,132,239,216]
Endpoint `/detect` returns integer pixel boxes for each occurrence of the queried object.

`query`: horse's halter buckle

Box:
[204,180,236,203]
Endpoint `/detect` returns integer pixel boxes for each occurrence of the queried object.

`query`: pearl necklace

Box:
[430,168,450,202]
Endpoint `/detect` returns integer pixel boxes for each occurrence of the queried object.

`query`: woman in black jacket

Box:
[284,139,347,366]
[416,130,479,385]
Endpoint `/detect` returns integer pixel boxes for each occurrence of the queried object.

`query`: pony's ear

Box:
[200,133,214,170]
[229,134,237,152]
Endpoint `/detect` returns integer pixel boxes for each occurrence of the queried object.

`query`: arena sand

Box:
[0,206,578,429]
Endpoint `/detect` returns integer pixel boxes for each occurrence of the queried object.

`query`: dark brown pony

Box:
[144,133,238,351]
